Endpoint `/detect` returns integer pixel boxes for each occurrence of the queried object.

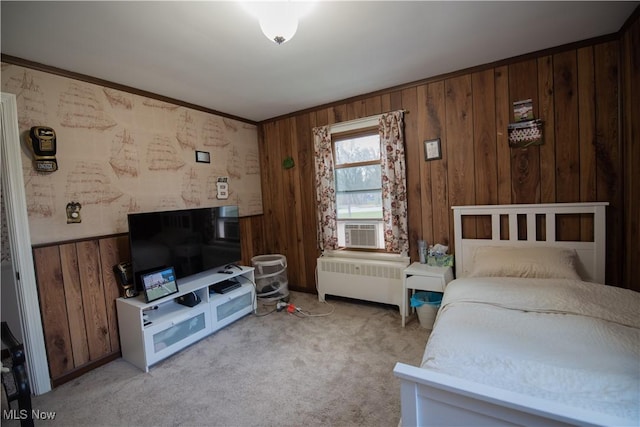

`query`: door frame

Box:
[1,92,51,394]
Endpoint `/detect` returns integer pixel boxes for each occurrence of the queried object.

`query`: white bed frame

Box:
[392,202,629,427]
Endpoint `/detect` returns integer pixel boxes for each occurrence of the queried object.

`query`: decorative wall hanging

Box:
[282,156,295,169]
[508,99,543,148]
[195,150,210,163]
[29,126,58,172]
[66,201,82,223]
[424,138,442,161]
[508,119,544,148]
[513,99,533,122]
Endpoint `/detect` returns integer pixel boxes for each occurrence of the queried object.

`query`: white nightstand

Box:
[402,263,454,327]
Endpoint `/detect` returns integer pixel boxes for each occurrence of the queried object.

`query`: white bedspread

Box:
[421,277,640,424]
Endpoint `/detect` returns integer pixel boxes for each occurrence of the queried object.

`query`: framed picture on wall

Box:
[195,150,211,163]
[424,138,442,161]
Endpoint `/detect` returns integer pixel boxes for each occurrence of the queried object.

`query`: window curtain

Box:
[313,125,339,250]
[379,111,408,254]
[313,110,408,254]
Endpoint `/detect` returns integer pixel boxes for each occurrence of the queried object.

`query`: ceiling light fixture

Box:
[242,1,316,45]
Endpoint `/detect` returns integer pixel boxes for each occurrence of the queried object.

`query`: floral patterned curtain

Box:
[379,111,408,254]
[313,126,339,250]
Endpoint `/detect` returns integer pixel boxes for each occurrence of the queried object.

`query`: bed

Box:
[393,202,640,427]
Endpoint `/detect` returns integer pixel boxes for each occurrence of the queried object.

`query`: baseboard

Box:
[51,351,121,388]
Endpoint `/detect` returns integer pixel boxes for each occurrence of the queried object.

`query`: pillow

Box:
[467,246,581,280]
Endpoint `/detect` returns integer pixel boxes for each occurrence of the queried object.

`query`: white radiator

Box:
[317,254,409,311]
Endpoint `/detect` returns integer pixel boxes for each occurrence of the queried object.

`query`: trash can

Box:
[410,291,442,329]
[251,254,289,303]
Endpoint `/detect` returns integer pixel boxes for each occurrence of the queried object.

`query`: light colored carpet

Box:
[8,291,428,426]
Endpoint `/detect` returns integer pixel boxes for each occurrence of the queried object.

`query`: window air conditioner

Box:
[344,223,379,249]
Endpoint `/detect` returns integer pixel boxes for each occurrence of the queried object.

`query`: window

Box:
[313,110,407,255]
[333,130,384,249]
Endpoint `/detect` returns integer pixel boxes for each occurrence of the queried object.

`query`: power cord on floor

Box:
[251,263,336,318]
[275,301,335,318]
[254,306,278,317]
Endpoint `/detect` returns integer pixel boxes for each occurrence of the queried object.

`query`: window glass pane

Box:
[337,191,382,219]
[335,165,381,192]
[335,134,380,165]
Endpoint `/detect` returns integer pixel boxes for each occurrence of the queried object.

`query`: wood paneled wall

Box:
[33,235,129,387]
[252,33,638,292]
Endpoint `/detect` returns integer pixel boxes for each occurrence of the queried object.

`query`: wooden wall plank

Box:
[390,90,403,112]
[58,243,89,368]
[577,47,597,241]
[577,47,597,203]
[365,96,382,116]
[416,83,433,248]
[537,55,556,204]
[594,40,622,286]
[425,81,450,246]
[270,121,286,256]
[553,51,580,196]
[295,113,319,289]
[243,216,265,263]
[472,69,498,239]
[494,66,511,239]
[259,122,280,257]
[329,105,344,125]
[98,236,127,353]
[494,66,511,204]
[315,107,329,127]
[76,240,111,360]
[33,246,73,380]
[279,118,300,287]
[402,87,422,259]
[346,99,365,121]
[445,75,475,241]
[508,59,540,205]
[381,93,391,112]
[553,50,581,241]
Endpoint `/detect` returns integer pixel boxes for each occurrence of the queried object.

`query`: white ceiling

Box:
[1,1,637,123]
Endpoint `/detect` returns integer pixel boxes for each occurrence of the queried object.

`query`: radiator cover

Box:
[317,256,409,311]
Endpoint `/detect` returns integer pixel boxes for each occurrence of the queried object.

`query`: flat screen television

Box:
[127,206,241,291]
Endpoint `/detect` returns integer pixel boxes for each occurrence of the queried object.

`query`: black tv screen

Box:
[128,206,241,290]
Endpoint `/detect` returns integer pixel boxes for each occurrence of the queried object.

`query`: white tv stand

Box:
[116,266,255,372]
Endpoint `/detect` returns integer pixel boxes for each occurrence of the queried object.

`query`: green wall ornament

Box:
[282,156,295,169]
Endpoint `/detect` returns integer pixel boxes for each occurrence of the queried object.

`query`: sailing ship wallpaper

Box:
[1,63,262,245]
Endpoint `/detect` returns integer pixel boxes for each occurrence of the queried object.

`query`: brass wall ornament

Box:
[29,126,58,172]
[66,201,82,223]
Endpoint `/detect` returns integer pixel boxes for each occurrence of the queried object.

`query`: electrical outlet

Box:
[216,177,229,200]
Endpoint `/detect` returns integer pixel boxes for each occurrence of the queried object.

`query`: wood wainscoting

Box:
[32,234,129,388]
[30,218,259,387]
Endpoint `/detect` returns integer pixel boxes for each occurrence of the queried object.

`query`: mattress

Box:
[421,277,640,424]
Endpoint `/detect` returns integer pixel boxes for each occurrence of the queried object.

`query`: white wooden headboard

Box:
[452,203,608,284]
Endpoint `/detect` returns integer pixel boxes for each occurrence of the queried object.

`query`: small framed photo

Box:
[424,138,442,161]
[195,150,210,163]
